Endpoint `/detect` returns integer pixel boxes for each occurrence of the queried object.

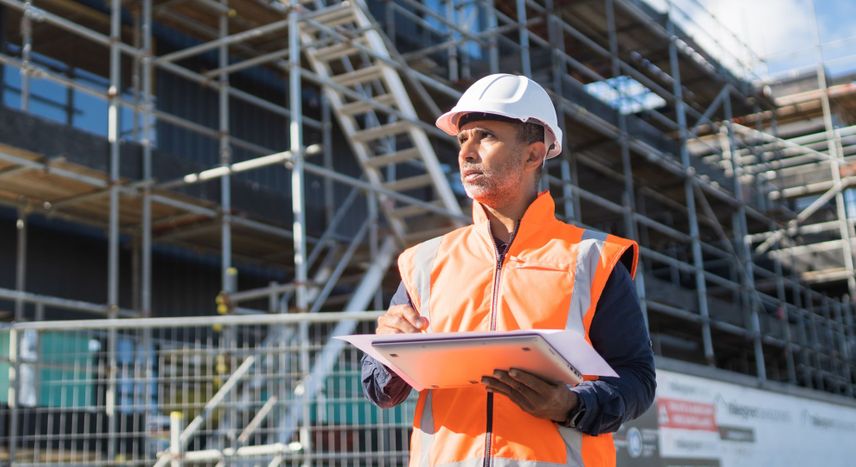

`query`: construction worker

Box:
[362,74,656,466]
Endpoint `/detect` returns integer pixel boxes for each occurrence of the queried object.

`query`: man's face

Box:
[457,119,529,206]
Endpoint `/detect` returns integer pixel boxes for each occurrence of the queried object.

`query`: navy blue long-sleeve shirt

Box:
[361,261,656,436]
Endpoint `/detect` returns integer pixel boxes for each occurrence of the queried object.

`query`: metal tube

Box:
[2,308,381,332]
[773,253,798,385]
[218,1,233,298]
[170,411,184,467]
[544,0,575,221]
[141,0,154,319]
[20,0,32,111]
[0,287,137,318]
[845,298,856,395]
[308,220,370,315]
[154,58,321,127]
[516,0,531,76]
[204,47,289,79]
[812,28,856,297]
[277,237,398,445]
[140,0,155,461]
[835,300,853,395]
[487,0,499,73]
[0,0,141,56]
[7,328,19,463]
[446,0,458,81]
[237,396,279,444]
[158,146,320,189]
[724,91,767,382]
[321,93,334,225]
[301,162,468,222]
[808,296,824,390]
[155,18,290,65]
[287,0,310,458]
[289,0,308,316]
[178,356,256,448]
[667,2,714,366]
[606,0,647,327]
[14,208,27,321]
[106,0,122,460]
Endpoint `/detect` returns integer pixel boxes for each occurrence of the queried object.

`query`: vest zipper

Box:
[484,223,518,467]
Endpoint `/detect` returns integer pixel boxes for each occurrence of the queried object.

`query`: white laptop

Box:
[371,332,583,390]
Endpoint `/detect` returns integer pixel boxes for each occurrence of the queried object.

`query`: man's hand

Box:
[481,368,578,423]
[376,304,429,334]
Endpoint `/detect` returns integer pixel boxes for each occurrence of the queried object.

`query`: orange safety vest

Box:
[397,191,638,467]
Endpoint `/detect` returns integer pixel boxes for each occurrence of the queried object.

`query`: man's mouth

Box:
[461,169,483,182]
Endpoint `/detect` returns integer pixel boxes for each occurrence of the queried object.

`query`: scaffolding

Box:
[1,0,855,464]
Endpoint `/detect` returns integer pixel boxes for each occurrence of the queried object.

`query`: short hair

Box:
[517,121,545,145]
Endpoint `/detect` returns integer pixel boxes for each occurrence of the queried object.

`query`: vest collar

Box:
[471,191,557,255]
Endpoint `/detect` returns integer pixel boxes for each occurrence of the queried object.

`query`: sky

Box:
[643,0,856,82]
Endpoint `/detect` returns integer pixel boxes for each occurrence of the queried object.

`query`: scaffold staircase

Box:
[299,0,465,245]
[198,190,387,453]
[179,2,469,459]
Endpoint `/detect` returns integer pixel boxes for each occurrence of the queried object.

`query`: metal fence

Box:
[1,312,414,466]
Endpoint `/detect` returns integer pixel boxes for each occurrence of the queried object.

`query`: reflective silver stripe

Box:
[410,236,443,318]
[414,390,434,467]
[428,425,583,467]
[566,230,607,332]
[557,425,585,466]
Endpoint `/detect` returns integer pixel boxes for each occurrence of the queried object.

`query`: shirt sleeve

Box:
[568,262,657,435]
[360,282,414,408]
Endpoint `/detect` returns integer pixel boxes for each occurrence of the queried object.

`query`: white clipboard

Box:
[336,329,617,391]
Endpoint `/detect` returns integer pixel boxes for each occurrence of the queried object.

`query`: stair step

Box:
[404,226,455,245]
[305,3,355,29]
[352,121,411,143]
[338,93,396,116]
[311,41,362,62]
[332,64,384,87]
[390,200,444,218]
[383,174,434,192]
[364,147,420,168]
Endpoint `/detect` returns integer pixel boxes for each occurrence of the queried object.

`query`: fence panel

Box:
[1,312,413,466]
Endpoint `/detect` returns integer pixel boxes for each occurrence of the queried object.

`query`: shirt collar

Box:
[472,191,557,254]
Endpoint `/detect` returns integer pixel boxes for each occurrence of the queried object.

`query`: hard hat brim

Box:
[436,108,563,159]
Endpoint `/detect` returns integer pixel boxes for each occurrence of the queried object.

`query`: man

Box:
[361,74,655,466]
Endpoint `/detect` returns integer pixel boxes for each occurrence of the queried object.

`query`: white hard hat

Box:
[436,73,563,158]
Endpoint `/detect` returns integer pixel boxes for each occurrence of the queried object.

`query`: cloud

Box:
[645,0,821,78]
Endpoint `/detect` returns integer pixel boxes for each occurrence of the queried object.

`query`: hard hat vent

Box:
[476,75,528,103]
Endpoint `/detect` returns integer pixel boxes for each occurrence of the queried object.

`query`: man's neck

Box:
[481,190,538,244]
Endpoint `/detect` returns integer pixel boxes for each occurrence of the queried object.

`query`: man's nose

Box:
[458,139,478,163]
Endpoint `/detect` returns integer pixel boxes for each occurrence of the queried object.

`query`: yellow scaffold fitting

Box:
[215,354,228,375]
[215,291,231,314]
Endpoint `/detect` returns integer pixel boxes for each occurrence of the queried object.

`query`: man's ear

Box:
[525,142,548,168]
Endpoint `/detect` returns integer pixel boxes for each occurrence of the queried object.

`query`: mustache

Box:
[460,165,483,175]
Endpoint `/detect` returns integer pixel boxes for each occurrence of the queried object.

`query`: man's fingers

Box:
[377,314,419,333]
[507,368,556,394]
[489,371,542,407]
[375,304,428,334]
[391,304,428,330]
[481,376,535,413]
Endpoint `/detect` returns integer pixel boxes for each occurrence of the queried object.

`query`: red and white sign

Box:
[657,398,717,432]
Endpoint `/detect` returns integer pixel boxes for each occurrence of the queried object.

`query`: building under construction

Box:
[0,0,855,465]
